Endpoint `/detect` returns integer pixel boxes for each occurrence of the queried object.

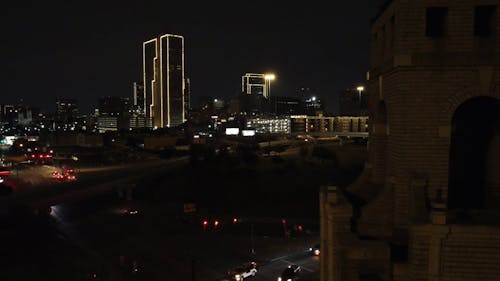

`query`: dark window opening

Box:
[390,243,409,262]
[475,5,496,37]
[426,7,448,37]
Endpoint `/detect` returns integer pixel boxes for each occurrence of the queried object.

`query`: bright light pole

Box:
[264,73,276,99]
[356,86,364,100]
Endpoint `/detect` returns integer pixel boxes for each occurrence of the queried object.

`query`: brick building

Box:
[321,1,500,281]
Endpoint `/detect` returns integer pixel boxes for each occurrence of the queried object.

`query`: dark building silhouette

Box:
[269,96,302,115]
[97,96,130,132]
[55,98,78,124]
[339,87,369,116]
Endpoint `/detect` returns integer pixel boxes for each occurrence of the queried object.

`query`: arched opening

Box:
[448,96,500,210]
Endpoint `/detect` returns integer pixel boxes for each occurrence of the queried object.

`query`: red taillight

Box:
[233,218,238,224]
[281,219,286,225]
[214,220,219,227]
[298,225,303,232]
[31,154,35,158]
[202,220,208,227]
[0,171,10,176]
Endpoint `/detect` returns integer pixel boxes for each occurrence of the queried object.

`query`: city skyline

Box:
[2,1,386,114]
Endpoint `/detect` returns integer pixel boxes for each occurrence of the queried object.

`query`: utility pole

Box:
[250,222,255,255]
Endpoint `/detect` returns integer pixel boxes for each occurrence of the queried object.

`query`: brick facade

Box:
[321,1,500,280]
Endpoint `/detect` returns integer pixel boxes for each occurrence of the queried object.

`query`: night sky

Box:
[3,1,386,114]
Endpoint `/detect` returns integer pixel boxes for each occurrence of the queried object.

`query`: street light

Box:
[264,73,276,99]
[356,86,364,100]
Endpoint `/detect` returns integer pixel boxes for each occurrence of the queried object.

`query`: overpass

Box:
[0,157,188,214]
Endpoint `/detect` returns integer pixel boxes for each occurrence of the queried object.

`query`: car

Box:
[227,261,257,280]
[52,168,77,182]
[0,167,11,182]
[277,264,301,281]
[124,209,140,216]
[308,243,320,256]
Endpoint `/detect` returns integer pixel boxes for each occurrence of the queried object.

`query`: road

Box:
[0,154,323,281]
[44,192,320,281]
[1,157,188,208]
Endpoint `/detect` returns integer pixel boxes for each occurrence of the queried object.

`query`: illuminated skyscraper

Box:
[143,34,185,128]
[241,73,275,99]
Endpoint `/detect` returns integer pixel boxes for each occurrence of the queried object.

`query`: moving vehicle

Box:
[52,165,77,182]
[0,166,11,184]
[308,243,320,256]
[227,261,258,280]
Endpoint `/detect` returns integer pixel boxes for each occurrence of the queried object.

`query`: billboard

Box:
[242,129,256,137]
[225,128,240,136]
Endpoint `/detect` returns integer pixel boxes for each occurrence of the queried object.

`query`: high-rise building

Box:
[97,96,130,132]
[241,73,274,99]
[133,82,145,115]
[55,98,78,125]
[143,34,185,128]
[185,78,191,118]
[98,96,130,117]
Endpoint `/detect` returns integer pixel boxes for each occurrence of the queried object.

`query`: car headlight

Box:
[235,274,242,281]
[277,277,282,281]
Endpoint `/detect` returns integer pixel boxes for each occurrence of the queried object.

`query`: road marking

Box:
[280,259,314,272]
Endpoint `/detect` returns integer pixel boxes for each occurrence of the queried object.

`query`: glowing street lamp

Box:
[264,73,276,81]
[356,86,364,100]
[264,73,276,99]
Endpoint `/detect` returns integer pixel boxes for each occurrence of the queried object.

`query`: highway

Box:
[0,153,323,280]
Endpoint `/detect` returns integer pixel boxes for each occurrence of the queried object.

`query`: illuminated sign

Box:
[225,128,240,136]
[242,130,256,137]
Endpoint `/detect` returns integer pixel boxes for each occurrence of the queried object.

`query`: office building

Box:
[246,117,290,134]
[133,82,145,115]
[55,98,78,123]
[241,73,274,99]
[143,34,185,128]
[97,96,130,132]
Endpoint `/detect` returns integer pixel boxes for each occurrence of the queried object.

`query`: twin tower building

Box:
[140,34,186,129]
